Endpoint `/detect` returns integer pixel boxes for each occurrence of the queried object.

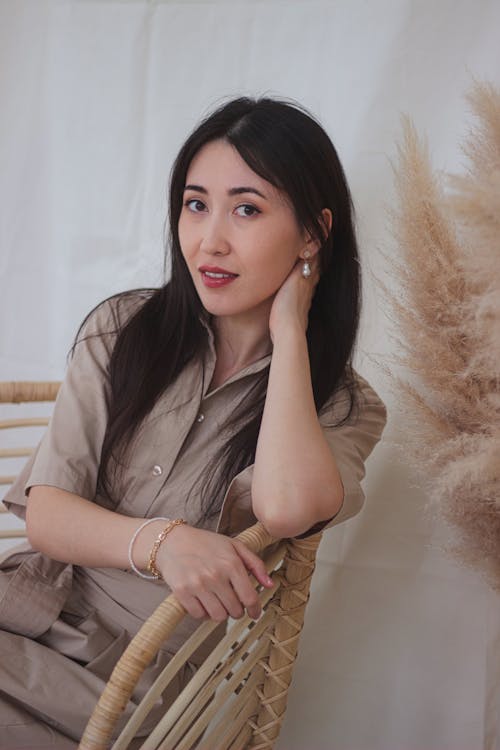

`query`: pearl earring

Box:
[301,250,312,279]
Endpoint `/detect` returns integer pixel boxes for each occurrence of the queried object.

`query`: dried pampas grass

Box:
[382,81,500,592]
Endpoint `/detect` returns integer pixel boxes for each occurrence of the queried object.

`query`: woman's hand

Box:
[269,255,320,343]
[155,524,274,622]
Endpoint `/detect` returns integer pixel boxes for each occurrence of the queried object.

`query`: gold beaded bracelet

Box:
[147,518,186,580]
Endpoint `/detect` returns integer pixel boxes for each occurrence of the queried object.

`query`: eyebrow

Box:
[184,184,268,200]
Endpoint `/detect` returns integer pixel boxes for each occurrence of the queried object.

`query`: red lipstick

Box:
[199,265,239,288]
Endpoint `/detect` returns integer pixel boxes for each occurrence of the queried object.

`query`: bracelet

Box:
[128,517,171,580]
[147,518,187,579]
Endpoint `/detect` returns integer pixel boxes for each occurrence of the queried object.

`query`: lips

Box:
[199,265,239,278]
[199,266,239,288]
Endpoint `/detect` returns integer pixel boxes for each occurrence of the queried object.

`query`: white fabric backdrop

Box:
[1,1,499,748]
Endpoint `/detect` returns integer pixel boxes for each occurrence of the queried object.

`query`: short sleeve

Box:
[294,370,387,539]
[216,368,387,541]
[3,295,140,519]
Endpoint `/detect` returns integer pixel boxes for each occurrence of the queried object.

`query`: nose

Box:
[199,213,231,256]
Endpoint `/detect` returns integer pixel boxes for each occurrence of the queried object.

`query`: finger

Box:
[228,555,266,620]
[229,566,263,620]
[176,592,210,621]
[233,541,274,588]
[211,580,245,620]
[198,590,231,623]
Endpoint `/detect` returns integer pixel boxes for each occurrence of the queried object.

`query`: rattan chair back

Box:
[0,381,61,541]
[79,523,322,750]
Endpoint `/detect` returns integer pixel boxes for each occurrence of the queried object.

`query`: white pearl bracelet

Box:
[128,517,170,580]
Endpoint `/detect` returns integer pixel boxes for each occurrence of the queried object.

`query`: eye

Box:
[234,204,261,217]
[184,199,206,213]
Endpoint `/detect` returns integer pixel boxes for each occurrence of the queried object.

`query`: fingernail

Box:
[266,576,273,585]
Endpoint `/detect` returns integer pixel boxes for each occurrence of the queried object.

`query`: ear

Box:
[301,208,333,259]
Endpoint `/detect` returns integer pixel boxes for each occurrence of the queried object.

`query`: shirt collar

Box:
[199,315,272,397]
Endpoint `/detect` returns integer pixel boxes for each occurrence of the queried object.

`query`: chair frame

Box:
[79,523,322,750]
[0,381,61,538]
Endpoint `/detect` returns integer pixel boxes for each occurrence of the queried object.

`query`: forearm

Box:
[25,487,271,624]
[252,325,343,538]
[26,485,167,571]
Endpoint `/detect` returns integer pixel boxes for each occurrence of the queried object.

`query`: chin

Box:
[200,301,248,318]
[198,296,257,319]
[195,284,272,319]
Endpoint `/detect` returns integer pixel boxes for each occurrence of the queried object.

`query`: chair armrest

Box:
[78,521,279,750]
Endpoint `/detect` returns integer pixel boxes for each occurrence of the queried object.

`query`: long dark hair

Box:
[75,96,361,524]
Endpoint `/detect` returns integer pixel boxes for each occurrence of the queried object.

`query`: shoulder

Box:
[76,289,155,340]
[319,368,388,504]
[66,289,156,379]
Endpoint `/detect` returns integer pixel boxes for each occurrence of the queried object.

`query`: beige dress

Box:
[0,293,387,747]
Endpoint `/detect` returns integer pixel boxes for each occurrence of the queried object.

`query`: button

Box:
[152,465,163,476]
[196,413,205,423]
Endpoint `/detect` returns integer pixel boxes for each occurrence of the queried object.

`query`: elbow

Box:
[257,515,293,540]
[253,484,344,540]
[256,511,321,540]
[251,489,291,539]
[25,487,50,552]
[25,500,42,551]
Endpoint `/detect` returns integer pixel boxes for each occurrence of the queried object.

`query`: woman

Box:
[0,96,387,747]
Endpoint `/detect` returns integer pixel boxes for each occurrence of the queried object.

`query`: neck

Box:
[210,302,273,371]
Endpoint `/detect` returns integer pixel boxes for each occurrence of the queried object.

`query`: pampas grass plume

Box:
[383,81,500,591]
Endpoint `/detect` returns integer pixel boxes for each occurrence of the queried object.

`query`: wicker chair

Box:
[0,380,61,541]
[79,523,322,750]
[0,382,323,749]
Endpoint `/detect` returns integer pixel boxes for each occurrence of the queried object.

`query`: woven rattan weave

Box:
[0,381,61,538]
[79,523,321,750]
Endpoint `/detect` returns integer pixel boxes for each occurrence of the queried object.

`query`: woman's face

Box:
[178,139,308,321]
